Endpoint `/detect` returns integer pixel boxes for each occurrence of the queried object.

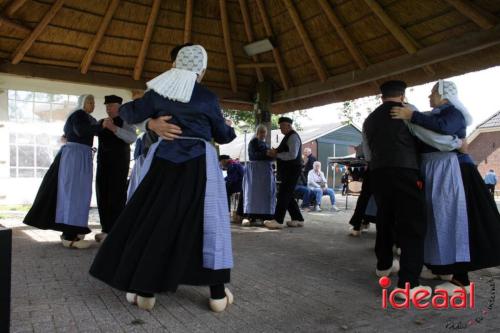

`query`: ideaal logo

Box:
[379,277,474,310]
[379,275,496,330]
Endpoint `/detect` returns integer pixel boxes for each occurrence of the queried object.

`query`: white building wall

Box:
[0,73,134,205]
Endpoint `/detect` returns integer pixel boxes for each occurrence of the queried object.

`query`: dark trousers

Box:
[226,183,241,213]
[486,184,495,197]
[96,154,130,233]
[371,168,426,288]
[349,173,372,230]
[274,165,304,223]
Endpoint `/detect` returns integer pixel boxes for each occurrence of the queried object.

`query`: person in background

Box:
[24,94,102,249]
[294,169,318,212]
[307,161,340,212]
[303,147,317,179]
[484,169,497,198]
[341,169,350,196]
[95,95,137,242]
[241,125,276,226]
[264,117,305,229]
[219,155,245,218]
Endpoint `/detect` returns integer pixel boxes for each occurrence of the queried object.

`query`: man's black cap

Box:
[379,80,407,96]
[104,95,123,104]
[278,116,293,124]
[219,155,230,161]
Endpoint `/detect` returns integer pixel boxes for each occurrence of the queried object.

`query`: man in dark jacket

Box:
[95,95,137,242]
[303,147,316,178]
[363,80,430,300]
[264,117,305,229]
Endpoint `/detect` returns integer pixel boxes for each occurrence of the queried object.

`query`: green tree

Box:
[222,109,303,133]
[338,95,380,126]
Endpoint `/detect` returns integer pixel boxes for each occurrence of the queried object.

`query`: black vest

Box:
[97,116,130,160]
[276,130,302,168]
[363,101,419,170]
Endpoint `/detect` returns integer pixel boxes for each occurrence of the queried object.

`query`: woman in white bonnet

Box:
[392,80,500,294]
[90,45,237,312]
[24,94,101,249]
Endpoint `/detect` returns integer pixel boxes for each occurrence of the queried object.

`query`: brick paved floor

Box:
[1,196,500,333]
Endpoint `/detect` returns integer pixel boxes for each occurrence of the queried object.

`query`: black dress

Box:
[23,110,100,235]
[90,156,230,293]
[430,163,500,274]
[89,84,236,294]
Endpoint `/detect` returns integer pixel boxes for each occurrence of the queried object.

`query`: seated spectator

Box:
[219,155,245,216]
[294,171,321,211]
[308,161,340,212]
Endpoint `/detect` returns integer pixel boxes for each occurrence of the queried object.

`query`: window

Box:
[9,132,63,178]
[7,90,77,178]
[8,90,78,123]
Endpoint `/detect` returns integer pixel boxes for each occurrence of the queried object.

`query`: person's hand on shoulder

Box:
[390,106,413,120]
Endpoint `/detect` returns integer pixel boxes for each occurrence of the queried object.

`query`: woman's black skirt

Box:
[89,155,230,294]
[429,163,500,274]
[23,152,91,235]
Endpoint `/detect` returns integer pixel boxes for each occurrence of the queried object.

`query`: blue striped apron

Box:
[55,142,93,229]
[139,137,233,270]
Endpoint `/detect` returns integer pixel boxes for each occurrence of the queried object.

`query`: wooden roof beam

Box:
[273,24,500,104]
[184,0,193,43]
[317,0,367,69]
[80,0,120,74]
[10,0,65,64]
[3,0,28,17]
[363,0,437,77]
[282,0,328,82]
[445,0,498,30]
[0,61,253,103]
[236,63,276,69]
[0,15,30,34]
[133,0,160,80]
[219,0,238,92]
[256,0,290,90]
[238,0,264,82]
[363,0,420,53]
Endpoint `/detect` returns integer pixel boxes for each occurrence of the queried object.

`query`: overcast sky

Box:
[295,65,500,135]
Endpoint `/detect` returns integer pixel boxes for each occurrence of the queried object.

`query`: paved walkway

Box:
[1,197,499,333]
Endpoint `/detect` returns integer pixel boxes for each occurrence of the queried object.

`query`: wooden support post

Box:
[184,0,193,43]
[219,0,238,92]
[0,228,12,333]
[256,81,273,145]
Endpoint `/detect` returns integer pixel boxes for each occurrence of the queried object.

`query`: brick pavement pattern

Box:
[2,200,500,333]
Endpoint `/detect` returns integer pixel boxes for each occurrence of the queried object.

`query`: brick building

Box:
[467,111,500,177]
